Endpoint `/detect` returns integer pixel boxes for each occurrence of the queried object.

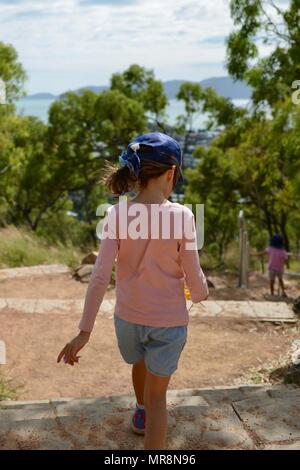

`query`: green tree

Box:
[111,64,168,127]
[46,88,147,236]
[174,82,205,175]
[176,82,204,133]
[186,98,300,257]
[185,144,239,261]
[3,117,71,231]
[202,87,248,128]
[94,89,147,153]
[0,113,27,224]
[0,41,27,103]
[227,0,300,105]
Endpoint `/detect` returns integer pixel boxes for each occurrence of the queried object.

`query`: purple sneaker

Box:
[131,405,146,435]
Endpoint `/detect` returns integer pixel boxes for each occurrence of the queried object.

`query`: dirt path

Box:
[0,271,299,401]
[0,306,295,400]
[0,270,299,301]
[0,273,115,300]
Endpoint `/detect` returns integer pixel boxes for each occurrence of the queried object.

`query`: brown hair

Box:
[101,147,182,196]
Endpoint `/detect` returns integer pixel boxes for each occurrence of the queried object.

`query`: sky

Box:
[0,0,238,94]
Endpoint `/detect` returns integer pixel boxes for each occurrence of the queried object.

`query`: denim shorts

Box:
[114,315,188,377]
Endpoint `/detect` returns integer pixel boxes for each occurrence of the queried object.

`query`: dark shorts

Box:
[114,315,188,377]
[269,269,283,281]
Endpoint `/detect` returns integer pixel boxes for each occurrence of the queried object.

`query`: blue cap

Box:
[119,132,183,180]
[270,234,284,248]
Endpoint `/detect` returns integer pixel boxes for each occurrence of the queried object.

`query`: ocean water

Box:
[16,98,56,123]
[15,97,250,129]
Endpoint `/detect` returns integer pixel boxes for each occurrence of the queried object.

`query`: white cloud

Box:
[79,0,141,5]
[0,0,233,94]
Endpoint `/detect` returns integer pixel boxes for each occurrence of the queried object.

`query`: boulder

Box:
[293,296,300,314]
[73,264,94,283]
[81,252,98,265]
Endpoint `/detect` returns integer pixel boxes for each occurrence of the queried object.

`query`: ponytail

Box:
[101,149,182,196]
[101,161,138,196]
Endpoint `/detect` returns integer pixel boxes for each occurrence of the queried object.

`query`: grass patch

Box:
[0,373,20,402]
[270,364,300,386]
[244,362,300,387]
[201,241,241,273]
[288,258,300,273]
[0,226,84,269]
[237,341,300,388]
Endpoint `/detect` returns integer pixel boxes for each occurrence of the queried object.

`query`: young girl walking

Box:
[255,234,289,297]
[57,132,209,450]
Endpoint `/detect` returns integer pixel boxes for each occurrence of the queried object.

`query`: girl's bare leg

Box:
[132,359,146,405]
[270,279,275,296]
[143,370,171,450]
[279,278,286,296]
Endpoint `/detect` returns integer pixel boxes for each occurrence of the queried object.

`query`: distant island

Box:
[23,92,58,100]
[23,76,252,101]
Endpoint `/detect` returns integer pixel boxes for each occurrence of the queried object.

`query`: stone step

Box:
[1,298,297,322]
[189,300,297,322]
[1,384,298,412]
[0,394,209,417]
[0,264,70,281]
[1,385,300,450]
[0,390,250,450]
[0,298,114,315]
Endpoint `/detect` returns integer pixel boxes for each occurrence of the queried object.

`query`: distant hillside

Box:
[162,80,185,100]
[65,85,108,96]
[25,76,251,101]
[200,77,251,100]
[23,93,57,100]
[164,77,251,100]
[71,77,252,100]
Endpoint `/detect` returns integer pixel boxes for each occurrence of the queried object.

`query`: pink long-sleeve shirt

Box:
[264,246,288,272]
[78,200,209,332]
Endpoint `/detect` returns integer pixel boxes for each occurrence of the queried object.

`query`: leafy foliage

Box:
[0,41,27,103]
[227,0,300,105]
[111,64,168,124]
